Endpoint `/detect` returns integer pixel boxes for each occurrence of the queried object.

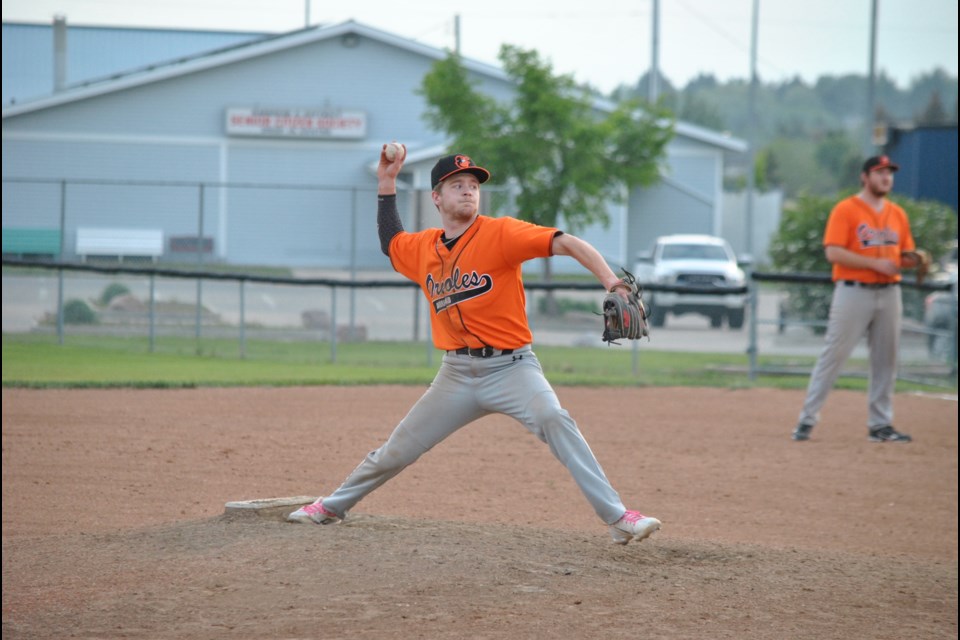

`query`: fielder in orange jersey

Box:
[792,155,929,443]
[288,145,661,545]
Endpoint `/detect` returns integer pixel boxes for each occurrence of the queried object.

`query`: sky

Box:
[2,0,957,94]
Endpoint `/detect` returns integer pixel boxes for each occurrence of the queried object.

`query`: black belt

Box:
[449,347,515,358]
[841,280,899,290]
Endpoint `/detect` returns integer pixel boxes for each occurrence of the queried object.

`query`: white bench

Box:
[76,227,164,262]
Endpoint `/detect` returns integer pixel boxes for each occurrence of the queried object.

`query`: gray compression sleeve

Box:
[377,194,404,256]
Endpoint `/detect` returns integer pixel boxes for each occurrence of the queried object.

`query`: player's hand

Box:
[376,143,406,195]
[378,143,406,178]
[872,258,899,277]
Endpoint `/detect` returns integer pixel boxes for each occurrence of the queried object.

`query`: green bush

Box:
[891,196,958,320]
[63,299,98,324]
[98,282,131,307]
[768,192,837,328]
[769,191,958,325]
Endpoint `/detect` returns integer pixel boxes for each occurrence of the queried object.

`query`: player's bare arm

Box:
[552,233,622,292]
[825,245,899,277]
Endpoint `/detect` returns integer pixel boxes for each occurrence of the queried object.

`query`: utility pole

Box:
[745,0,758,258]
[746,0,760,381]
[454,14,461,54]
[649,0,660,102]
[865,0,879,155]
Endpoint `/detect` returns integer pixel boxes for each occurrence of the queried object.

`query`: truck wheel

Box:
[709,314,723,328]
[728,308,745,329]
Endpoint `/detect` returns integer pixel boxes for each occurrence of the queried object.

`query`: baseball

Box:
[384,142,401,161]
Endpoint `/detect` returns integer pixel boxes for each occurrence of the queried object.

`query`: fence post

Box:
[56,179,67,345]
[330,286,338,363]
[194,183,205,354]
[239,279,247,359]
[349,188,357,336]
[149,273,156,353]
[951,280,958,376]
[56,267,65,344]
[748,275,759,381]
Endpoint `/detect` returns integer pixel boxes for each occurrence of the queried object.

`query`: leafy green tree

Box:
[609,70,676,105]
[420,46,674,239]
[916,90,949,125]
[813,74,868,117]
[766,137,836,196]
[761,147,782,190]
[815,131,862,189]
[676,93,726,131]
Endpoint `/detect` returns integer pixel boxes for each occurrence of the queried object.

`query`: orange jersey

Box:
[822,195,915,284]
[389,215,557,350]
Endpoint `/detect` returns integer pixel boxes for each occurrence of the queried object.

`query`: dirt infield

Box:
[2,386,957,639]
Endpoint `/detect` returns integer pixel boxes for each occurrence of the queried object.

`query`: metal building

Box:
[883,124,959,213]
[2,20,747,272]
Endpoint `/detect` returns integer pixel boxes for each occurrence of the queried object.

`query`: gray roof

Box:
[2,21,269,106]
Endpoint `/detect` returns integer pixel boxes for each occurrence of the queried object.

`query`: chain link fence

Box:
[2,258,956,387]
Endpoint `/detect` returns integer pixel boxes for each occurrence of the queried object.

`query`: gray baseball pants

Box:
[798,283,902,430]
[321,346,628,525]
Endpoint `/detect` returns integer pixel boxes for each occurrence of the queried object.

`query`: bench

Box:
[2,227,62,258]
[76,227,164,262]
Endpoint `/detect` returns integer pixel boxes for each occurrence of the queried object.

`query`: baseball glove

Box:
[903,249,932,285]
[601,269,650,345]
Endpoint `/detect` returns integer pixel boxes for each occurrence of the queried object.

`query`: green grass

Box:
[4,333,955,391]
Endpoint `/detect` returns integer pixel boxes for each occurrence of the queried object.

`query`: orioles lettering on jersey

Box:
[426,268,493,314]
[856,223,900,248]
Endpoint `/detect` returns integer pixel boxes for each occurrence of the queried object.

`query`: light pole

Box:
[746,0,760,381]
[649,0,660,103]
[865,0,879,155]
[745,0,759,259]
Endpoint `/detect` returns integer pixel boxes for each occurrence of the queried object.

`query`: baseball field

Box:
[2,381,956,639]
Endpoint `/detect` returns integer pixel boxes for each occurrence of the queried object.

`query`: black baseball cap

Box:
[862,155,899,173]
[430,154,491,189]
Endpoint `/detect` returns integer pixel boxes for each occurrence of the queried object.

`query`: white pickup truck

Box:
[633,234,749,329]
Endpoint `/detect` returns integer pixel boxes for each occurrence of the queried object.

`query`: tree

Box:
[609,70,676,104]
[814,131,861,188]
[753,147,783,191]
[676,93,726,131]
[916,90,949,125]
[420,45,674,291]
